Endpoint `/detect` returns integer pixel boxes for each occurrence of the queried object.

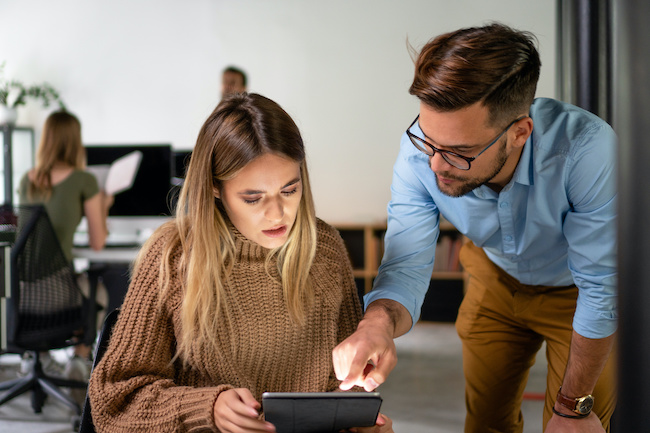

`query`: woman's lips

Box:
[262,225,287,238]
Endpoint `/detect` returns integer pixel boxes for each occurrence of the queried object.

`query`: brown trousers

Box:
[455,242,616,432]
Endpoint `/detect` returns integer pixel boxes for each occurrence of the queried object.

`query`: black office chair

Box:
[78,308,119,433]
[0,205,96,423]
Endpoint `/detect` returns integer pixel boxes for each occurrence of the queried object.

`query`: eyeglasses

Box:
[406,115,526,170]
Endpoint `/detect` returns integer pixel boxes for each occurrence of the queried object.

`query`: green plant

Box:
[0,61,66,109]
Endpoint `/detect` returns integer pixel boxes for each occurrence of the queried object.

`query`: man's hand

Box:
[213,388,276,432]
[333,300,410,391]
[545,331,614,432]
[545,411,605,433]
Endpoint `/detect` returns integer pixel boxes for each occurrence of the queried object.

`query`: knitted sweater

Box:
[88,218,363,432]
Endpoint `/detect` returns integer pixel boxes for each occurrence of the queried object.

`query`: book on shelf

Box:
[433,234,463,273]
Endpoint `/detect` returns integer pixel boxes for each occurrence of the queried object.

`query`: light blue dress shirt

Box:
[365,98,617,339]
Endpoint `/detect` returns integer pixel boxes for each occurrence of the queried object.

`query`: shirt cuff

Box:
[364,288,420,332]
[572,304,618,339]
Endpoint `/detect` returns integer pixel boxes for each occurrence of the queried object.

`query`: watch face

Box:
[576,395,594,414]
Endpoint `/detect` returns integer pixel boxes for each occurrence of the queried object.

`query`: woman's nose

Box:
[265,198,284,221]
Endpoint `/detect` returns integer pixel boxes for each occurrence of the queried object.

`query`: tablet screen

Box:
[262,392,382,433]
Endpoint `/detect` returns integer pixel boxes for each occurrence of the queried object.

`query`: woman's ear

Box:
[213,186,221,199]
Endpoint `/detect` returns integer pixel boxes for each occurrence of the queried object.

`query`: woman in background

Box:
[88,93,392,432]
[20,110,113,258]
[18,110,113,389]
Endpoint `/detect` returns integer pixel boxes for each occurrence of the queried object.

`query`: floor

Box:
[0,321,546,432]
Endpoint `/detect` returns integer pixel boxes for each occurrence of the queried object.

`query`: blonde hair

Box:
[148,93,317,360]
[29,110,85,200]
[27,110,86,200]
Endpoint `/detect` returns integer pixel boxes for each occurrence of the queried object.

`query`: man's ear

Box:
[512,117,533,149]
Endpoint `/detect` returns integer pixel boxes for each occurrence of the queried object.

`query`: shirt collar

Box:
[512,136,534,187]
[470,136,534,199]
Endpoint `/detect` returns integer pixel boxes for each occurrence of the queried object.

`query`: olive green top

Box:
[18,170,99,262]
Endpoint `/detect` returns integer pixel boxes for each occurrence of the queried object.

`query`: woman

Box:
[19,110,113,259]
[18,110,113,397]
[88,93,392,432]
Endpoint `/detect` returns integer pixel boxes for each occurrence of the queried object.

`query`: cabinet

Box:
[334,218,466,322]
[0,125,35,206]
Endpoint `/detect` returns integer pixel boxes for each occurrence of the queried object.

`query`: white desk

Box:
[73,215,170,266]
[72,245,142,321]
[73,245,141,265]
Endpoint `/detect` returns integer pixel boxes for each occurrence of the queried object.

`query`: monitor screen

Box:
[85,144,173,217]
[173,150,192,180]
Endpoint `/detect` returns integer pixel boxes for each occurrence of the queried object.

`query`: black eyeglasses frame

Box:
[406,115,526,170]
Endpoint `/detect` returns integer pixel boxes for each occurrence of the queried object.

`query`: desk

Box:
[73,246,141,335]
[73,216,169,324]
[73,215,171,264]
[72,245,141,264]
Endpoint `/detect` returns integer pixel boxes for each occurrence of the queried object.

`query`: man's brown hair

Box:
[409,23,541,127]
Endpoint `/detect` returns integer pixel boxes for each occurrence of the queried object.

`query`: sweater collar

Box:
[224,217,272,261]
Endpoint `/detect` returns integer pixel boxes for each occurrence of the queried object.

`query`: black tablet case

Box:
[262,392,382,433]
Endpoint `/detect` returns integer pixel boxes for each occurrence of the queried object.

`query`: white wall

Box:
[0,0,556,223]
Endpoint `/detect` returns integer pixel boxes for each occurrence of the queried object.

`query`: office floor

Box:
[0,322,546,432]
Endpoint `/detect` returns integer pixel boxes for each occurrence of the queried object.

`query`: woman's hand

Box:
[346,413,394,433]
[213,388,276,432]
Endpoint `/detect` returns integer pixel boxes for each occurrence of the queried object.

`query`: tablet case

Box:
[262,392,382,433]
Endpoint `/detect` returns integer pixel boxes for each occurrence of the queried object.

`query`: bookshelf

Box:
[333,219,466,322]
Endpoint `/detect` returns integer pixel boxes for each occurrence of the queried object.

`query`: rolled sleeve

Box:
[564,122,618,339]
[366,139,439,329]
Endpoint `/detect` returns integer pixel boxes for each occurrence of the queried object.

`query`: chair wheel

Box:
[31,386,47,413]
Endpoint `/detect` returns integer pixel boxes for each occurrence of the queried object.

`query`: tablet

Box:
[262,392,382,433]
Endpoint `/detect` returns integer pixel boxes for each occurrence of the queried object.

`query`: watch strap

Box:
[552,407,589,419]
[556,388,578,412]
[556,387,594,415]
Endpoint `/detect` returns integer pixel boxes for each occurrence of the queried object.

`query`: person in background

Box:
[88,93,392,433]
[221,65,247,97]
[18,110,113,399]
[333,23,617,433]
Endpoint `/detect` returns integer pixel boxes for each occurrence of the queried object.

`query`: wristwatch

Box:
[556,387,594,415]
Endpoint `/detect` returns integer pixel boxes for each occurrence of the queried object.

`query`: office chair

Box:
[0,205,96,423]
[78,308,119,433]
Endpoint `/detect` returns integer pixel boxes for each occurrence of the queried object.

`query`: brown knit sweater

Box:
[88,218,363,432]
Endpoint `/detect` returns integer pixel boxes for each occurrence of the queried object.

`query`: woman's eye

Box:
[243,197,260,204]
[282,188,298,197]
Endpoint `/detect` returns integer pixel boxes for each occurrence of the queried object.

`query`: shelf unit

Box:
[333,219,466,322]
[0,125,35,206]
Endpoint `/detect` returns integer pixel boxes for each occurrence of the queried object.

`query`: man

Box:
[333,23,617,433]
[221,66,247,97]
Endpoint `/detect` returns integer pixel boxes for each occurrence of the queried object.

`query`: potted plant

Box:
[0,61,66,125]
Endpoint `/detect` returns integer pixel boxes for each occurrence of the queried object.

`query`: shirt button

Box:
[504,235,513,242]
[500,202,509,208]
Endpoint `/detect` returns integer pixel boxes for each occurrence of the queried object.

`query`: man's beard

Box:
[434,141,509,197]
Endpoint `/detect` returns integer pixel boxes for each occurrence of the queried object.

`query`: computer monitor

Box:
[173,150,192,180]
[85,144,173,217]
